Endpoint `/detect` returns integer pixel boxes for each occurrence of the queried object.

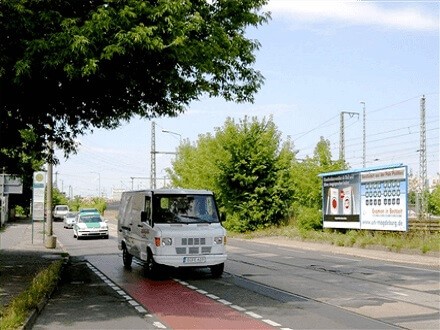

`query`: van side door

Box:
[131,194,153,259]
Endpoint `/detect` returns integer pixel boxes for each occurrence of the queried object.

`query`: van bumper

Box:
[150,254,227,268]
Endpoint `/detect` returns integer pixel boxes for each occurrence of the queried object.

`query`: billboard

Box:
[320,164,408,231]
[0,175,23,194]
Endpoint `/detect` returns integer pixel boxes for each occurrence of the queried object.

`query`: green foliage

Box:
[291,137,346,210]
[68,196,107,214]
[52,188,68,207]
[13,205,26,217]
[294,205,323,231]
[428,183,440,215]
[167,134,225,191]
[0,0,270,167]
[0,260,63,330]
[230,226,440,254]
[169,115,296,232]
[217,117,295,231]
[68,196,83,212]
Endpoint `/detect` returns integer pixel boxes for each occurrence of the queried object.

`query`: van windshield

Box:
[153,194,220,224]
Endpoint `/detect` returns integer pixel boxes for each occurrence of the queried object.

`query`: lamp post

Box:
[90,172,101,197]
[360,101,366,167]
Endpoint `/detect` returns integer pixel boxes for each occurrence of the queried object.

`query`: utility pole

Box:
[54,171,58,188]
[150,121,157,189]
[419,95,427,219]
[360,101,366,167]
[150,122,178,189]
[339,111,359,163]
[45,141,56,249]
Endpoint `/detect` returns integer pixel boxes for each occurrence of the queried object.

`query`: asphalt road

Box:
[36,219,439,329]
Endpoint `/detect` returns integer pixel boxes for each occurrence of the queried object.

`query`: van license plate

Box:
[183,256,206,263]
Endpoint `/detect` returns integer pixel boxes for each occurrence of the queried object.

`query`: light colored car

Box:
[53,205,69,221]
[79,207,100,214]
[73,212,109,240]
[63,212,77,229]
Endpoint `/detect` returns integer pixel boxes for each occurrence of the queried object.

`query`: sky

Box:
[54,0,440,198]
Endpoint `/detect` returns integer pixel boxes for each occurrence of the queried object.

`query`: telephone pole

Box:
[419,95,427,219]
[45,141,56,249]
[339,111,359,163]
[150,121,157,189]
[150,122,178,189]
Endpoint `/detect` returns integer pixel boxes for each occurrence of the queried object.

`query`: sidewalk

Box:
[0,219,65,310]
[0,219,154,329]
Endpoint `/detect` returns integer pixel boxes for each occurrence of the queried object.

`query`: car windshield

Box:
[79,215,102,223]
[153,194,220,224]
[80,208,98,213]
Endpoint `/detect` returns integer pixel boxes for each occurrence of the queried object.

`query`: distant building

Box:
[111,188,126,201]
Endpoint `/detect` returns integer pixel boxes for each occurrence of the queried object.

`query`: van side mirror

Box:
[220,213,226,223]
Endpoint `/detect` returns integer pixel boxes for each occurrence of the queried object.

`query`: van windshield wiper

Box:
[178,215,213,223]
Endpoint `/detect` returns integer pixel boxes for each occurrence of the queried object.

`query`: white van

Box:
[117,189,227,278]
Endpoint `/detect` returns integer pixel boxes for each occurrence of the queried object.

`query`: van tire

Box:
[144,251,160,279]
[210,263,224,278]
[122,246,132,268]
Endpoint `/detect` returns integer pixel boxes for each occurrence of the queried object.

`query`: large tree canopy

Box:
[0,0,269,167]
[168,116,296,232]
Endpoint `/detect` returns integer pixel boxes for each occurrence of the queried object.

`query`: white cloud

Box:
[266,0,439,32]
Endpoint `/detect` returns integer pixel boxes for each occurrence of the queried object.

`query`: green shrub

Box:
[295,206,322,231]
[0,260,63,329]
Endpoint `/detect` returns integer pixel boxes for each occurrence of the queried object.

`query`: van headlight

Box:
[214,236,225,245]
[162,237,172,246]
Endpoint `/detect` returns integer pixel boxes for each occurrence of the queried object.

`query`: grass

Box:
[229,225,440,255]
[0,259,64,330]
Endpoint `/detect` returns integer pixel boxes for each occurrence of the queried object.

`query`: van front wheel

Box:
[144,251,160,279]
[210,263,224,278]
[122,247,132,268]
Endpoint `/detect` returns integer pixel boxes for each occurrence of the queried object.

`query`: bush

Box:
[0,260,63,329]
[295,206,322,231]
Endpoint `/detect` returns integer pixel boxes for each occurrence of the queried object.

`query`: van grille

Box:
[181,237,206,245]
[177,237,212,255]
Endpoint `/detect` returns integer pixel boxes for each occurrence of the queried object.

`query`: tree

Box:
[52,187,69,207]
[0,0,270,166]
[169,116,296,232]
[218,117,297,231]
[428,181,440,216]
[291,137,346,210]
[167,133,227,191]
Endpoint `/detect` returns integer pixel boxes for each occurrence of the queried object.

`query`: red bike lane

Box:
[122,279,274,329]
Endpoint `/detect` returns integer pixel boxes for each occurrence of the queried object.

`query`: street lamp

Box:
[360,101,366,167]
[90,172,101,197]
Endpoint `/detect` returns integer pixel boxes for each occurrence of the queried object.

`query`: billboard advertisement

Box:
[320,165,408,231]
[322,172,361,229]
